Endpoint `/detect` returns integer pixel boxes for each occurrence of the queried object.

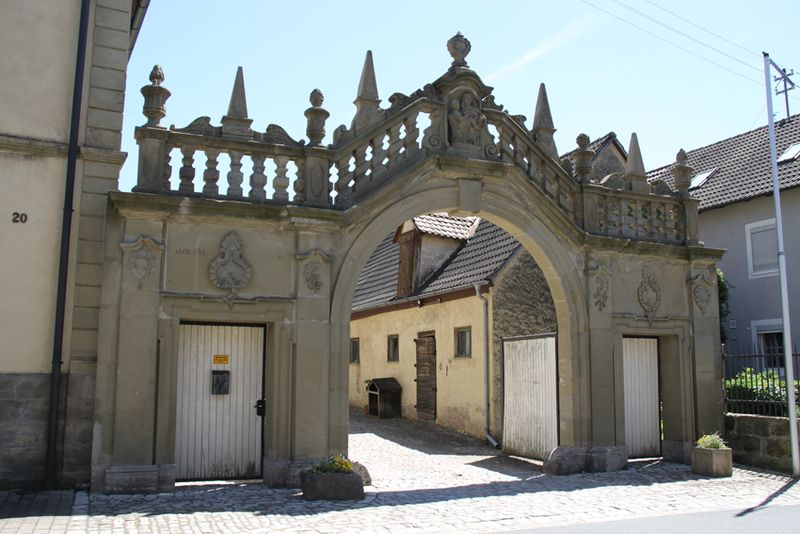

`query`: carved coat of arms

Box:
[208,232,252,300]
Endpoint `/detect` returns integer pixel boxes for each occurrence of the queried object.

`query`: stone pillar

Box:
[106,225,164,492]
[288,245,335,484]
[690,266,724,437]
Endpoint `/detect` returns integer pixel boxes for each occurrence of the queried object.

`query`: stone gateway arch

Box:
[92,34,723,492]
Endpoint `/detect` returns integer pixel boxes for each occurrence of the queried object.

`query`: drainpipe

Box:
[474,283,499,448]
[46,0,92,490]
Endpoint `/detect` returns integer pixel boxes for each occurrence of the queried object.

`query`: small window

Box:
[778,142,800,163]
[745,219,779,278]
[387,335,399,362]
[760,332,784,368]
[689,168,716,190]
[349,338,360,364]
[455,327,472,358]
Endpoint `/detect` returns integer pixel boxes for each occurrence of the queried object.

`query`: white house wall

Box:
[698,188,800,349]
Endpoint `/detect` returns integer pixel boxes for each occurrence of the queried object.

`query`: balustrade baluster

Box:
[371,133,387,178]
[353,145,369,189]
[294,164,305,204]
[495,124,513,162]
[162,147,172,191]
[403,114,419,157]
[386,123,402,167]
[178,147,196,193]
[249,153,267,200]
[202,149,220,196]
[334,156,353,206]
[273,156,290,202]
[226,151,244,197]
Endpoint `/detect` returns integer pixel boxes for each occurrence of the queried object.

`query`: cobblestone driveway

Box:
[2,407,799,533]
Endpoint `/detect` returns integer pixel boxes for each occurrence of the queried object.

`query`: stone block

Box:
[263,459,290,487]
[691,447,732,477]
[90,66,126,92]
[84,160,123,179]
[764,437,791,458]
[75,263,103,287]
[12,374,50,399]
[79,193,109,218]
[77,216,105,241]
[70,329,98,353]
[734,415,770,436]
[104,465,159,494]
[727,434,761,454]
[97,0,131,12]
[88,87,125,113]
[543,446,587,475]
[0,375,16,399]
[82,176,117,195]
[662,440,692,464]
[158,464,176,492]
[724,414,736,432]
[85,127,122,149]
[72,307,100,331]
[768,417,791,437]
[87,108,123,132]
[76,240,104,265]
[300,471,365,501]
[93,26,129,51]
[94,6,130,31]
[586,446,627,472]
[91,45,128,72]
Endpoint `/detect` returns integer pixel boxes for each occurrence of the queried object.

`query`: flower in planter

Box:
[695,432,726,449]
[311,454,353,474]
[692,432,732,477]
[301,454,364,501]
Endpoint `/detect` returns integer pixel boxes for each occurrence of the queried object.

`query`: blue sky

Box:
[120,0,799,192]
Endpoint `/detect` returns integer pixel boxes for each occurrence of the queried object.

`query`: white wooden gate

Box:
[176,323,265,480]
[623,337,660,458]
[502,335,558,459]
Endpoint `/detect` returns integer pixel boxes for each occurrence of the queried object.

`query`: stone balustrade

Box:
[133,60,698,247]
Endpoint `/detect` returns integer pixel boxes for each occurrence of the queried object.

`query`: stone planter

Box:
[300,470,365,501]
[691,446,733,477]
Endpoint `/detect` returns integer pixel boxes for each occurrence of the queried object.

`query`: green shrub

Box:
[696,432,726,449]
[724,367,800,416]
[312,454,353,474]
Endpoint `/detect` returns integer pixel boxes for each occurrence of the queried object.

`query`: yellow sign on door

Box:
[213,354,230,365]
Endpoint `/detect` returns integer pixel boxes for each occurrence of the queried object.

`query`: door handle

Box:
[254,399,265,417]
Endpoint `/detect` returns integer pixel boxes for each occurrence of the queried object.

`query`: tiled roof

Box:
[561,132,624,169]
[351,219,520,311]
[647,115,800,211]
[412,213,480,239]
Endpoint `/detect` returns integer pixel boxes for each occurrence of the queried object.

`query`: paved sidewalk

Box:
[2,407,799,533]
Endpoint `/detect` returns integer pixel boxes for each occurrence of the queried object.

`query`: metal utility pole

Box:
[775,68,795,118]
[763,51,798,477]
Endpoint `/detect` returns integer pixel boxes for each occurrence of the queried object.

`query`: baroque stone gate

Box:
[93,34,724,492]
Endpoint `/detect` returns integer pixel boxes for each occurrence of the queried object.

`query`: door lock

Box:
[254,399,265,417]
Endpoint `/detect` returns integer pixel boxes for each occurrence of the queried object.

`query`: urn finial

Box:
[447,32,471,68]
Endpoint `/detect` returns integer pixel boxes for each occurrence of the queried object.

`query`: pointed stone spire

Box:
[532,83,558,160]
[623,132,649,193]
[351,51,383,133]
[222,66,253,138]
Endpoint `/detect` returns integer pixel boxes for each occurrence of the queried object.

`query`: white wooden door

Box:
[502,336,558,459]
[176,324,265,480]
[623,337,660,458]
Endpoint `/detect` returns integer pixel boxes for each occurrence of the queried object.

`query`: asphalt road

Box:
[506,503,800,533]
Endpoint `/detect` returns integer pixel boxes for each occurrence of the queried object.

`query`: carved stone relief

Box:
[593,274,610,311]
[120,236,164,288]
[638,266,662,320]
[304,261,323,294]
[692,274,714,315]
[208,232,252,303]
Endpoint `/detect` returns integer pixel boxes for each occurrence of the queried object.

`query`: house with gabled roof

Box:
[648,114,800,356]
[349,212,558,449]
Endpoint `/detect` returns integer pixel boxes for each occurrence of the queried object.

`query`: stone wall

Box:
[0,374,53,489]
[725,413,800,473]
[491,250,557,436]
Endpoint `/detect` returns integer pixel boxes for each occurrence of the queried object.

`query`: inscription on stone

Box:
[174,248,207,256]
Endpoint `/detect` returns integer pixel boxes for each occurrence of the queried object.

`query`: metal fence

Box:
[722,344,800,417]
